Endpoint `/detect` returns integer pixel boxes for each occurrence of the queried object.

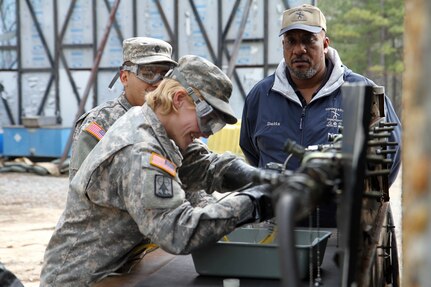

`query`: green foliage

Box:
[318,0,404,79]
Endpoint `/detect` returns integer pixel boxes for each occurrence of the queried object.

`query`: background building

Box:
[0,0,292,129]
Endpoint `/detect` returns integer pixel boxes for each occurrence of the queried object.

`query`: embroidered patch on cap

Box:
[84,122,106,141]
[150,153,177,177]
[154,174,173,198]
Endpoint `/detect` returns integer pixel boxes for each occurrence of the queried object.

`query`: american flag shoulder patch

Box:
[84,122,106,141]
[150,153,177,177]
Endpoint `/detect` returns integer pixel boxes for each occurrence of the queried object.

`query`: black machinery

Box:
[253,84,400,287]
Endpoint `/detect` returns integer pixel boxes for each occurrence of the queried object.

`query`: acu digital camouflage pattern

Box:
[69,92,242,191]
[166,55,238,125]
[122,37,177,66]
[40,104,255,286]
[69,92,132,180]
[71,54,238,182]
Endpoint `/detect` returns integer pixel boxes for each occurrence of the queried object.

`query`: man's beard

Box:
[288,66,318,80]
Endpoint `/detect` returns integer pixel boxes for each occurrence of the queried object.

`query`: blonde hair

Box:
[146,78,198,115]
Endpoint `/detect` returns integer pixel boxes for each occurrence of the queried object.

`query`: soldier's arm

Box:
[69,119,106,180]
[180,140,257,193]
[69,132,100,178]
[120,151,255,255]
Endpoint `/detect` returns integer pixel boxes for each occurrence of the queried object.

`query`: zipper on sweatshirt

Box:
[299,106,306,130]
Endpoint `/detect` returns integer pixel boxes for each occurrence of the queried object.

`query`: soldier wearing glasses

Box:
[40,56,273,286]
[70,37,261,205]
[69,37,177,180]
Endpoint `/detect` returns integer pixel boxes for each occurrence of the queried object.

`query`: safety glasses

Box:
[122,64,174,84]
[193,94,226,135]
[165,68,226,135]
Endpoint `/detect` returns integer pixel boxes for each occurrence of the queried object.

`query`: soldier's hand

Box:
[221,159,259,191]
[236,184,273,222]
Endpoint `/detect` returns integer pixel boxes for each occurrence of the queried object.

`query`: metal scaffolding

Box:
[0,0,289,128]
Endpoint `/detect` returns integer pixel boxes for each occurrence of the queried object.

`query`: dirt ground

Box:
[0,171,403,287]
[0,172,68,287]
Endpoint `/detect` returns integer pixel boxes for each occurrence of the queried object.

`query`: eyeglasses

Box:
[193,92,226,135]
[122,64,174,84]
[165,68,226,136]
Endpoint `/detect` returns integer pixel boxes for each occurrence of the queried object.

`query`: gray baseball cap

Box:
[167,55,237,125]
[122,37,177,66]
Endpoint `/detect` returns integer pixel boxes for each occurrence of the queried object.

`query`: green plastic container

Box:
[191,227,331,279]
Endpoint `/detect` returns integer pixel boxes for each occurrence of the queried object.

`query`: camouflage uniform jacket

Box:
[69,92,133,180]
[68,92,244,194]
[40,104,254,287]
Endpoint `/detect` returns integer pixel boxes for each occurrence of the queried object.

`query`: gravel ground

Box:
[0,170,402,287]
[0,172,68,287]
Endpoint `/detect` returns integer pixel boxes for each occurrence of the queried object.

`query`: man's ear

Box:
[323,36,330,54]
[119,70,129,85]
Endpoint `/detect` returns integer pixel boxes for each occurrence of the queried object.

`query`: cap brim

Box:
[201,91,238,124]
[279,24,323,36]
[132,56,178,66]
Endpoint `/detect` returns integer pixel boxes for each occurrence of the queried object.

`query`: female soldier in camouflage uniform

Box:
[40,55,272,286]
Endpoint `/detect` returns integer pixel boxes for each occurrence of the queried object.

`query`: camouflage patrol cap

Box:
[168,55,237,124]
[122,37,177,66]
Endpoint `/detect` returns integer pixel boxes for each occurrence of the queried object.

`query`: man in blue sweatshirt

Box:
[240,4,401,227]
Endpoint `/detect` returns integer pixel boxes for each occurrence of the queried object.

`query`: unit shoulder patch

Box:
[84,122,106,141]
[154,174,173,198]
[149,153,177,177]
